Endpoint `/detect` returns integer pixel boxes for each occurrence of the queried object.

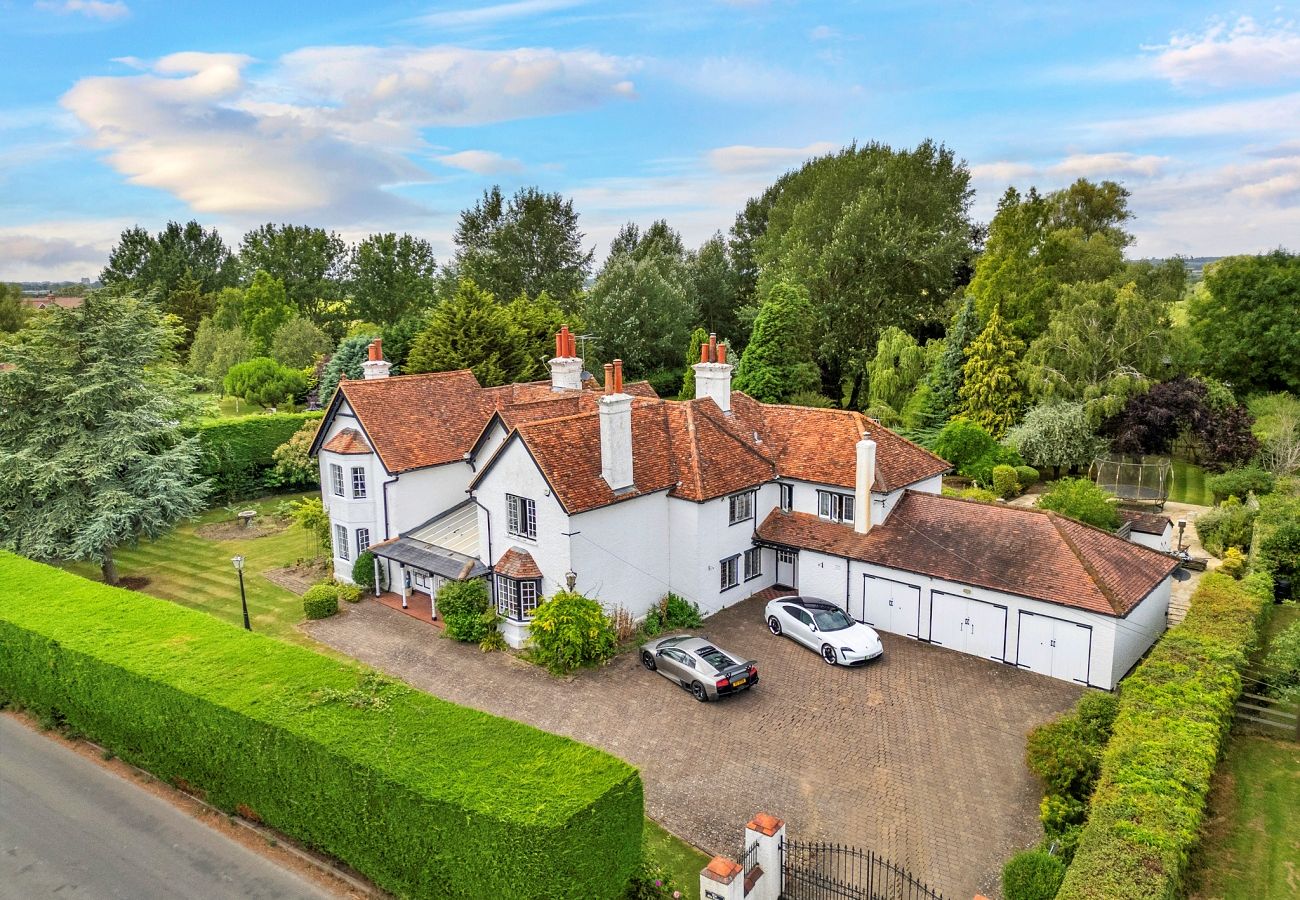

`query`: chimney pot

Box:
[717,343,727,364]
[603,363,614,394]
[708,333,717,362]
[700,342,710,364]
[613,359,624,393]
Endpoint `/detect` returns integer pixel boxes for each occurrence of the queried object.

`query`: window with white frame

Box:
[817,490,855,524]
[334,523,350,560]
[330,463,345,497]
[720,555,740,591]
[743,547,762,581]
[351,466,367,499]
[506,494,537,539]
[779,483,793,512]
[496,575,541,620]
[356,528,370,554]
[728,490,755,525]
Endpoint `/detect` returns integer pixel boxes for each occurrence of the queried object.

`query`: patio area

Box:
[368,591,445,630]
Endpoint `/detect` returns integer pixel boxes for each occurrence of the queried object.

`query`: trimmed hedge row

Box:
[1054,571,1272,900]
[185,412,322,501]
[0,553,643,898]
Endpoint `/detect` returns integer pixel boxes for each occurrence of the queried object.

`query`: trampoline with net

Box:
[1090,453,1172,510]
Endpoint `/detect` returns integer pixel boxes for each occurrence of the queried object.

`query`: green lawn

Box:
[644,818,709,898]
[1168,458,1214,506]
[67,492,323,645]
[1190,736,1300,899]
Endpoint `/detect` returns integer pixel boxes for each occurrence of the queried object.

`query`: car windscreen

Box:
[812,607,854,631]
[695,646,737,670]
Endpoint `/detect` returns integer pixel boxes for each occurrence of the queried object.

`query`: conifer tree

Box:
[406,279,523,387]
[733,280,821,403]
[679,327,709,399]
[959,304,1024,437]
[0,294,209,584]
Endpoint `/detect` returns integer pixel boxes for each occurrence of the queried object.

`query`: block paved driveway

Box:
[306,596,1081,898]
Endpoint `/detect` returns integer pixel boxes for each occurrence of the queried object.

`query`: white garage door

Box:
[855,574,921,639]
[929,591,1007,661]
[1017,611,1092,685]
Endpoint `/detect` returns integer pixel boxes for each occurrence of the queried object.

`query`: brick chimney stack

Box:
[599,359,634,491]
[692,332,733,413]
[362,338,391,380]
[548,324,582,391]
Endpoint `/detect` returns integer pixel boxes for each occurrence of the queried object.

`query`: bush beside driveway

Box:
[306,594,1083,898]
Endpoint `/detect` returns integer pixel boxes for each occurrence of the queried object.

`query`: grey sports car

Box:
[640,635,758,702]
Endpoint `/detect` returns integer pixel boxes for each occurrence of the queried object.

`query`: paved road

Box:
[307,594,1082,898]
[0,715,334,900]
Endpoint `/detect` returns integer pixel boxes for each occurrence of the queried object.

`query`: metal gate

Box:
[780,839,945,900]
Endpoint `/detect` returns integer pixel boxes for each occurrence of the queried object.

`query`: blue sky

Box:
[1,0,1297,280]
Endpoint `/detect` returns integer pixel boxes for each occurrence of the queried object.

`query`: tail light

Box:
[747,665,757,676]
[715,678,729,688]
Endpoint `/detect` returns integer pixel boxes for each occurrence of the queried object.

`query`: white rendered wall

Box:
[1108,578,1171,685]
[569,491,674,617]
[319,447,383,584]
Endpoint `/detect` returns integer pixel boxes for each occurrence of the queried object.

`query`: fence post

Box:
[700,857,744,900]
[745,812,785,900]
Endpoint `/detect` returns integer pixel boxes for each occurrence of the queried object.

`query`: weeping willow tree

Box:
[864,326,930,426]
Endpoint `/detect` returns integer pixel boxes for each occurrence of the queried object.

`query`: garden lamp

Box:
[1176,518,1187,554]
[231,555,251,631]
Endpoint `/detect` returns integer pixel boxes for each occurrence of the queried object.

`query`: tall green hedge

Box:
[0,553,642,898]
[185,412,322,500]
[1054,571,1272,900]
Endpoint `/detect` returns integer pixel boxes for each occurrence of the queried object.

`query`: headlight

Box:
[842,647,855,653]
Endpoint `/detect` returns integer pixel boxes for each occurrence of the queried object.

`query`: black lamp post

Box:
[232,555,251,630]
[1176,518,1187,554]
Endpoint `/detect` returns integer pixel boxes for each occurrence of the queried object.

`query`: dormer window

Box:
[779,483,793,512]
[728,490,755,525]
[818,490,854,524]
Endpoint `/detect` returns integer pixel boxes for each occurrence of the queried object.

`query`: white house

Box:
[310,329,1177,688]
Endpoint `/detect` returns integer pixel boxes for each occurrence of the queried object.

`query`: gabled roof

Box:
[754,491,1179,617]
[320,428,371,455]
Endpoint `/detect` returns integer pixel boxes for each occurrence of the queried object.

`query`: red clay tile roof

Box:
[754,491,1178,617]
[319,428,371,455]
[494,547,542,579]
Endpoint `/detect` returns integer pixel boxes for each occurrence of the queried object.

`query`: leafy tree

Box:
[271,419,321,488]
[241,270,294,356]
[502,291,572,382]
[0,283,28,333]
[582,250,696,376]
[319,331,379,402]
[687,233,742,343]
[1037,477,1121,531]
[453,186,593,306]
[679,327,709,399]
[732,280,821,403]
[609,219,686,261]
[406,279,522,387]
[1249,392,1300,475]
[1190,250,1300,395]
[959,305,1024,437]
[349,232,438,324]
[1100,375,1258,469]
[1006,401,1105,479]
[223,357,308,409]
[752,141,973,404]
[211,286,244,329]
[239,224,348,327]
[0,294,208,584]
[864,326,929,425]
[270,315,332,369]
[187,318,252,390]
[289,495,330,556]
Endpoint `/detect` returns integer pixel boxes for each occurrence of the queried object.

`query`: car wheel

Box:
[640,651,656,671]
[821,644,838,666]
[691,681,709,702]
[767,615,782,636]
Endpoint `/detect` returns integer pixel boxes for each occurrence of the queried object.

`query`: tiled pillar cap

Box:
[746,812,783,836]
[703,857,742,884]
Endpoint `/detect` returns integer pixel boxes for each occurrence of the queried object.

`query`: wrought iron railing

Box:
[780,838,945,900]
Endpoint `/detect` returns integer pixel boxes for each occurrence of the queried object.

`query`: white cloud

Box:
[969,161,1036,183]
[437,149,524,175]
[809,25,838,41]
[59,45,636,220]
[1048,152,1168,179]
[0,219,131,281]
[416,0,588,29]
[1089,92,1300,142]
[34,0,129,21]
[1145,17,1300,89]
[706,141,837,174]
[665,56,834,104]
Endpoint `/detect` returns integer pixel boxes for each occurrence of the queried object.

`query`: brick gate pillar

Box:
[699,857,744,900]
[744,812,785,900]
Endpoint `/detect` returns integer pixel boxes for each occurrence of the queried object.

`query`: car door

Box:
[660,648,696,686]
[783,605,817,649]
[656,647,686,682]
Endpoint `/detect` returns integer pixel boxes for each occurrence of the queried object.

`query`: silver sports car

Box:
[639,635,759,701]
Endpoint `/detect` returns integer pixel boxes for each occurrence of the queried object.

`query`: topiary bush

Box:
[528,591,617,675]
[1015,465,1040,490]
[1205,465,1276,503]
[993,464,1021,499]
[966,444,1025,488]
[1002,849,1065,900]
[352,550,387,591]
[336,582,362,604]
[1037,477,1121,531]
[437,579,491,643]
[303,583,339,619]
[0,551,643,898]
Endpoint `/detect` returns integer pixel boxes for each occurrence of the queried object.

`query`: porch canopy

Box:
[370,500,489,581]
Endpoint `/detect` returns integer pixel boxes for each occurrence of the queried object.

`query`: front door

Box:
[776,549,797,588]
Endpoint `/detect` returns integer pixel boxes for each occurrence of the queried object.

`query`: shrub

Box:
[223,357,309,409]
[1073,691,1119,742]
[1260,521,1300,578]
[1002,849,1065,900]
[336,583,361,604]
[1206,465,1276,503]
[1263,620,1300,703]
[184,412,322,501]
[352,550,387,591]
[0,552,643,897]
[787,390,835,409]
[993,464,1021,499]
[933,417,996,471]
[1015,465,1040,490]
[1026,716,1102,799]
[437,580,491,643]
[302,583,339,619]
[662,593,702,629]
[1219,546,1247,579]
[1037,477,1121,531]
[644,368,683,399]
[1041,793,1087,836]
[1055,572,1272,900]
[529,591,617,675]
[965,444,1025,488]
[478,609,507,653]
[1195,497,1257,558]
